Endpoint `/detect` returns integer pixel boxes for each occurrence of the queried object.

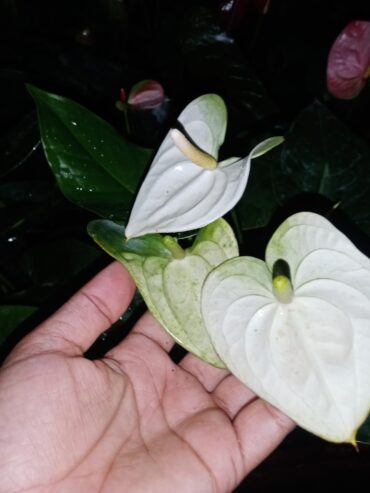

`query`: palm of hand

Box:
[0,263,293,493]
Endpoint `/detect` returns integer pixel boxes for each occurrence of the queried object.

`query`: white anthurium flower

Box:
[88,217,238,368]
[125,94,283,238]
[202,212,370,443]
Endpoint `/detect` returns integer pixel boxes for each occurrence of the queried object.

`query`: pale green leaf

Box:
[89,218,238,367]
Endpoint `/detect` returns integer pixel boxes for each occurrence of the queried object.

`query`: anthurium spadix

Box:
[202,212,370,443]
[88,218,238,367]
[125,94,283,238]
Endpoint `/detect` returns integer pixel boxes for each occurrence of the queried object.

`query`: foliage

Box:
[273,101,370,234]
[1,0,370,458]
[88,218,237,367]
[0,305,37,345]
[28,84,152,221]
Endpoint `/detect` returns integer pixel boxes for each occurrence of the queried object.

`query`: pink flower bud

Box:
[127,80,165,109]
[119,88,127,103]
[327,21,370,100]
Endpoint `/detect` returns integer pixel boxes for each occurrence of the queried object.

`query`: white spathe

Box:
[202,212,370,443]
[125,94,282,238]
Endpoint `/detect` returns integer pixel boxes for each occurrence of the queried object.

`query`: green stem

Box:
[163,236,185,260]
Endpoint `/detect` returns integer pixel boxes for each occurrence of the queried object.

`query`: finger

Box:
[20,262,136,356]
[123,311,175,353]
[234,399,295,478]
[212,375,256,419]
[179,353,229,391]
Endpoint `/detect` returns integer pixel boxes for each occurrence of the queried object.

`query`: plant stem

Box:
[163,235,185,259]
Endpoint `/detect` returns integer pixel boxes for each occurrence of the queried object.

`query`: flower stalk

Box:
[163,235,185,259]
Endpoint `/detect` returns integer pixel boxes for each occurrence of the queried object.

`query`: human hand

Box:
[0,262,294,493]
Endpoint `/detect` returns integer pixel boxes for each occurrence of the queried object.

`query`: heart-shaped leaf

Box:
[235,145,282,231]
[125,93,283,238]
[202,212,370,443]
[88,218,238,367]
[28,85,152,220]
[273,101,370,235]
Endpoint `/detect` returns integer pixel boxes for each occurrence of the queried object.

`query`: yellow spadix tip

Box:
[273,275,294,304]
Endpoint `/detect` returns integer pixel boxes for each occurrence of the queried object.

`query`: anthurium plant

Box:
[30,88,370,445]
[125,94,283,237]
[88,218,237,367]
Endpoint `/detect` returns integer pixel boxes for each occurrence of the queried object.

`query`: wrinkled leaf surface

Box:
[202,212,370,442]
[89,218,238,366]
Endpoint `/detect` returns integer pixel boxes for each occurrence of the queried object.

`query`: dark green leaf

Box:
[236,146,282,230]
[357,416,370,445]
[20,239,102,286]
[27,85,152,220]
[88,220,172,259]
[181,6,277,155]
[0,305,37,345]
[273,101,370,235]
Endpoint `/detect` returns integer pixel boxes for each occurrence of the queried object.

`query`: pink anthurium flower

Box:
[327,21,370,100]
[116,80,169,147]
[127,80,165,109]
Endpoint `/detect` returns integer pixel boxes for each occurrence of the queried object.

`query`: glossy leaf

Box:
[235,146,281,230]
[27,85,152,220]
[89,218,238,367]
[202,212,370,443]
[273,101,370,235]
[88,221,172,259]
[125,94,283,238]
[0,305,37,345]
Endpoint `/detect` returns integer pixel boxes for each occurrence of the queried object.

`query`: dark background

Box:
[0,1,370,491]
